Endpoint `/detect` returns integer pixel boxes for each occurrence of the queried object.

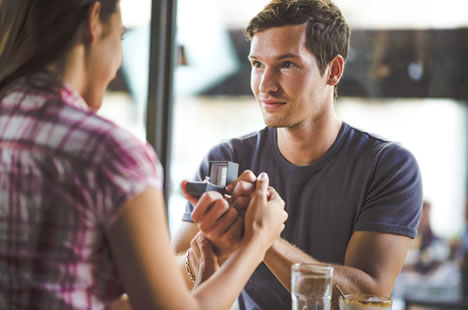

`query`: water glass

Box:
[291,263,334,310]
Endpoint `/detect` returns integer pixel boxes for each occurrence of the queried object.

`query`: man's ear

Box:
[82,1,102,45]
[326,55,344,86]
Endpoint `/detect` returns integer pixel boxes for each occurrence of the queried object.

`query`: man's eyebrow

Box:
[247,53,300,60]
[278,53,299,60]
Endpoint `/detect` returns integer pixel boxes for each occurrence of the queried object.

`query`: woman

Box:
[0,1,288,309]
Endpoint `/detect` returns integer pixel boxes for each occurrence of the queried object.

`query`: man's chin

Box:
[264,122,288,129]
[262,113,291,128]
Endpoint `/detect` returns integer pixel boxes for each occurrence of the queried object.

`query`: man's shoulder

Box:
[344,123,411,157]
[344,123,419,175]
[345,123,391,146]
[208,127,271,159]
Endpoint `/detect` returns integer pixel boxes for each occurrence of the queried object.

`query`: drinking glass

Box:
[291,263,334,310]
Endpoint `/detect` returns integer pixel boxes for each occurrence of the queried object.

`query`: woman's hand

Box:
[242,172,287,250]
[189,232,219,288]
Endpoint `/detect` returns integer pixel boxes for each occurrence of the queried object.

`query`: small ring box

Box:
[186,161,239,197]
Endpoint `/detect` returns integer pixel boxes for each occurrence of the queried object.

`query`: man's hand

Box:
[180,180,201,206]
[225,170,257,216]
[181,182,243,258]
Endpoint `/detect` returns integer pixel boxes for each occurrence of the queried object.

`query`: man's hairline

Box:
[247,23,323,71]
[246,22,347,78]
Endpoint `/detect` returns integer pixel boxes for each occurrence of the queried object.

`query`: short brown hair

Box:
[246,0,350,75]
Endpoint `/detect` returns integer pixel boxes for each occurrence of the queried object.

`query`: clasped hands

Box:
[181,170,287,284]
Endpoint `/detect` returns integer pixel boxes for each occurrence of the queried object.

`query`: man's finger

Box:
[198,199,231,232]
[180,180,199,206]
[231,180,256,198]
[191,191,225,222]
[231,195,250,213]
[210,207,240,234]
[225,169,257,193]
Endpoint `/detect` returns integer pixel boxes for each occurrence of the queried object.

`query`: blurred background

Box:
[100,0,468,308]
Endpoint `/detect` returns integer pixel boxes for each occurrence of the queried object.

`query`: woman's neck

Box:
[46,45,86,96]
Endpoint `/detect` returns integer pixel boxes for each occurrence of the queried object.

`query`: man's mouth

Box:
[261,99,287,110]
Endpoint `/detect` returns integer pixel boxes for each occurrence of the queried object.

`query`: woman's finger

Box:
[194,234,219,286]
[253,172,269,200]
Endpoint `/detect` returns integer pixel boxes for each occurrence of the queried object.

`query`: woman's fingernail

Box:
[259,172,268,179]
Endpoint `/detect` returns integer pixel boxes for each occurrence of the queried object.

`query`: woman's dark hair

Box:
[0,0,118,92]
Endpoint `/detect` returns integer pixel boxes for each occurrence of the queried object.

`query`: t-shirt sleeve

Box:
[354,143,423,238]
[182,141,235,222]
[96,128,164,228]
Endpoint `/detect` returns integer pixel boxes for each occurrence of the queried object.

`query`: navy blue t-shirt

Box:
[183,123,422,310]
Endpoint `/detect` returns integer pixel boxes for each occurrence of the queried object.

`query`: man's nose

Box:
[259,68,279,93]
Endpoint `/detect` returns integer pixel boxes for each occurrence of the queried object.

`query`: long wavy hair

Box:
[0,0,118,93]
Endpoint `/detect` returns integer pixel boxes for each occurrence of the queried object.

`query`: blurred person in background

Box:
[0,0,287,309]
[404,201,450,274]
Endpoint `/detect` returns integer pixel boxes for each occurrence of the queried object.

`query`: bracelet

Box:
[185,248,196,282]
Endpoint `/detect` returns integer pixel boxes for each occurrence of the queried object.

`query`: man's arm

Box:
[227,170,412,297]
[264,231,411,305]
[179,171,411,302]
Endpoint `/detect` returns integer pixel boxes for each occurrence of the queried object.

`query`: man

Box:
[174,0,422,309]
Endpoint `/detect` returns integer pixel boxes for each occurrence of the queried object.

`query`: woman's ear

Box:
[82,1,102,45]
[327,55,344,86]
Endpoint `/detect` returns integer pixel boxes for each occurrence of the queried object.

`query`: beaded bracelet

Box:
[185,248,196,282]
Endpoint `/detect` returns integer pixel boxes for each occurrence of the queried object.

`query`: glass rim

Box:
[291,263,334,272]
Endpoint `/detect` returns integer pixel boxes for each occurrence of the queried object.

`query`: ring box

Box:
[186,161,239,197]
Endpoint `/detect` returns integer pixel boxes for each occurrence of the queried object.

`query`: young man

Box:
[174,0,422,309]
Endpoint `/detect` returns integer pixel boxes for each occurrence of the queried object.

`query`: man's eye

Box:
[281,61,295,68]
[252,61,262,68]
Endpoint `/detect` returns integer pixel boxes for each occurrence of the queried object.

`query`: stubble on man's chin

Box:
[262,116,290,129]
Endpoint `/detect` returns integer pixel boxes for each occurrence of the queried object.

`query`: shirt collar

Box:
[60,81,90,112]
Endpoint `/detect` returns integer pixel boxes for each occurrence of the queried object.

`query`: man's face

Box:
[249,24,331,129]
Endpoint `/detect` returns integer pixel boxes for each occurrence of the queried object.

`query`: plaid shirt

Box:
[0,72,163,309]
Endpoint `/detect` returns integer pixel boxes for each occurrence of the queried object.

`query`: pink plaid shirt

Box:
[0,72,163,309]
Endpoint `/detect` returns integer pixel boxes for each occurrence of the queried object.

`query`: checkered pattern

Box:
[0,72,163,309]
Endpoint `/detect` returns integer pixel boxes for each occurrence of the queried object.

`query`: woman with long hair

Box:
[0,1,288,309]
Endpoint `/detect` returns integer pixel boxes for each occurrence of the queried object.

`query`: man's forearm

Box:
[263,238,381,307]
